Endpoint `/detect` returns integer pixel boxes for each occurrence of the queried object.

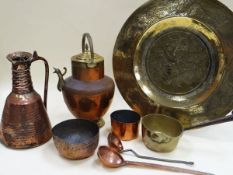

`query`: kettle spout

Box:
[53,67,67,91]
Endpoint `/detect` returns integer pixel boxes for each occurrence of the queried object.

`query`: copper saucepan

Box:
[110,110,141,141]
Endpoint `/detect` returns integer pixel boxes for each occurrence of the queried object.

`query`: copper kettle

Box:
[54,33,115,127]
[0,51,52,149]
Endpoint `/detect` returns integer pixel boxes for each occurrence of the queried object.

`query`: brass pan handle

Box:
[185,112,233,130]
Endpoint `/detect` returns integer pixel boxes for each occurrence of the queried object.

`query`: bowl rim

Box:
[142,114,183,138]
[110,109,141,124]
[52,119,99,145]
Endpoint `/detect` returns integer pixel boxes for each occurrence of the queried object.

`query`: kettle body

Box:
[54,33,115,127]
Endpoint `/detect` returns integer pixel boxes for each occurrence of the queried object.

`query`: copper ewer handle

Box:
[32,51,49,109]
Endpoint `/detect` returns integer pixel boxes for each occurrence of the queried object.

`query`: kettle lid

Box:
[71,33,104,68]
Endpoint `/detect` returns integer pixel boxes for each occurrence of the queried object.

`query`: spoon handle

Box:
[122,149,194,165]
[126,160,214,175]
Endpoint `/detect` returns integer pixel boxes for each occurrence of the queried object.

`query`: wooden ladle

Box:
[97,146,214,175]
[108,132,194,165]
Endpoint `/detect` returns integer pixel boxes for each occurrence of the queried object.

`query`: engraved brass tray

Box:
[113,0,233,129]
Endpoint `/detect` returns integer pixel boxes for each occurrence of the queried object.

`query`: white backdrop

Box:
[0,0,233,175]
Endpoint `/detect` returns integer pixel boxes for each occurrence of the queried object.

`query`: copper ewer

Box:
[54,33,115,127]
[0,51,52,149]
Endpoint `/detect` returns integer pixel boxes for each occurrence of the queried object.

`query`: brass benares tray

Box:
[113,0,233,129]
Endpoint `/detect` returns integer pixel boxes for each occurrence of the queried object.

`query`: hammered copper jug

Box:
[54,33,115,127]
[0,51,52,149]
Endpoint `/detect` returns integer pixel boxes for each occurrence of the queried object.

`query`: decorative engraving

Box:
[146,29,211,95]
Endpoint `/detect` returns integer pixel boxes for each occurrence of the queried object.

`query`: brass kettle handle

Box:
[82,33,95,64]
[31,51,49,109]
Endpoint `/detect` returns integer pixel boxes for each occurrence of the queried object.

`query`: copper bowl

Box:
[52,119,99,160]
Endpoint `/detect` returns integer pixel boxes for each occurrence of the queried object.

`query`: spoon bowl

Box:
[108,132,123,152]
[97,146,125,168]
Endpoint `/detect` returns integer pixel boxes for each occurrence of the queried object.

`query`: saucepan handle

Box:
[31,51,49,109]
[185,113,233,130]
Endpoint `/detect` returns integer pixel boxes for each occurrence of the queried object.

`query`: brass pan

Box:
[113,0,233,129]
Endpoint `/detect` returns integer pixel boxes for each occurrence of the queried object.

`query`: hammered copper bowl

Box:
[52,119,99,160]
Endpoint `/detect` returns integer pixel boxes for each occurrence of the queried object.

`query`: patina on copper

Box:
[52,119,99,160]
[113,0,233,129]
[0,51,52,149]
[110,110,140,141]
[54,33,115,127]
